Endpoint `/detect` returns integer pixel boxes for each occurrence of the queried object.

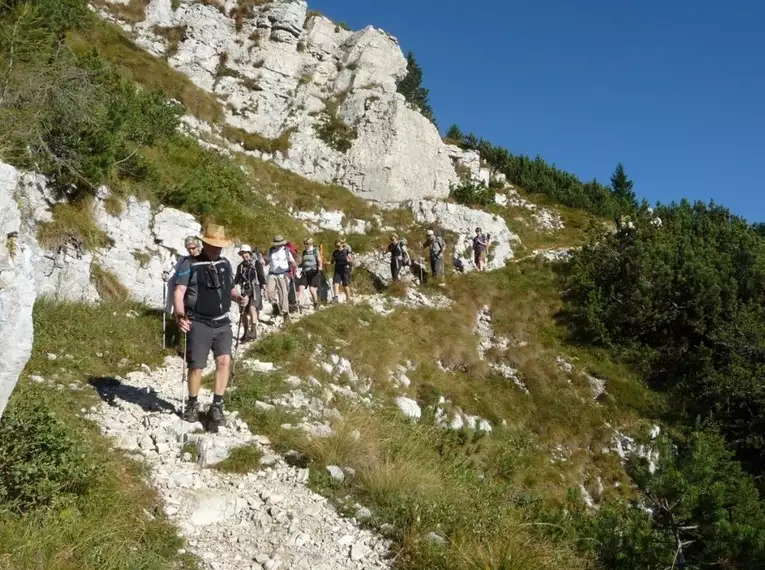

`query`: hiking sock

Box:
[188,395,198,407]
[212,394,223,406]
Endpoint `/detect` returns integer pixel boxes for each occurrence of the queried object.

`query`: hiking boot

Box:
[182,400,199,423]
[208,403,224,429]
[246,328,257,341]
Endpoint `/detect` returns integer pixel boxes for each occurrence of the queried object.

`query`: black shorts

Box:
[333,265,351,286]
[300,269,321,288]
[185,319,232,369]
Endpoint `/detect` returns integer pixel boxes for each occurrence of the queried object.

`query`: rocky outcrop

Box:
[409,199,521,272]
[0,164,36,419]
[97,0,465,202]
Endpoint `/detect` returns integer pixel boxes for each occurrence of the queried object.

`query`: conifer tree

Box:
[610,162,637,211]
[397,51,436,126]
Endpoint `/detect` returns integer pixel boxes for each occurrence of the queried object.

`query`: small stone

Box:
[264,560,281,570]
[260,454,277,466]
[338,535,355,547]
[283,376,301,388]
[395,396,421,420]
[46,353,57,361]
[356,506,372,519]
[425,532,446,545]
[326,465,345,482]
[29,375,45,384]
[350,541,369,561]
[254,553,270,564]
[255,401,275,411]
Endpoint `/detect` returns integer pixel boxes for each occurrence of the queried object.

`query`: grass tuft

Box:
[90,264,129,301]
[214,444,263,473]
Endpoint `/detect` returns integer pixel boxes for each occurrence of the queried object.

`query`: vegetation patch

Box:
[0,297,196,569]
[221,124,293,155]
[91,0,149,23]
[231,0,268,32]
[152,24,187,58]
[313,97,357,153]
[214,444,263,473]
[90,264,129,301]
[37,201,112,251]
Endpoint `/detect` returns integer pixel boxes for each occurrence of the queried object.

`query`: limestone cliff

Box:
[97,0,490,202]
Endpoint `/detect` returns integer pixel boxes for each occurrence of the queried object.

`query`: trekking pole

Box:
[291,278,302,316]
[232,311,242,388]
[161,271,169,349]
[180,331,187,450]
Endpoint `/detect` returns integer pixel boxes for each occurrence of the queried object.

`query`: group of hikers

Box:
[163,223,492,430]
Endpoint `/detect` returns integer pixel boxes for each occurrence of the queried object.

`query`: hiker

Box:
[234,244,266,342]
[285,239,300,312]
[422,229,446,283]
[298,237,323,309]
[266,235,296,317]
[385,233,410,281]
[173,224,248,429]
[331,239,353,302]
[164,236,202,315]
[473,227,489,272]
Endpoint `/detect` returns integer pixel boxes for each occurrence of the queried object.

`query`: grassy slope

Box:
[224,259,664,569]
[0,299,197,570]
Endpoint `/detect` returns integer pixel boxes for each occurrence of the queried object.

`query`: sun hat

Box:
[272,235,286,246]
[200,224,232,248]
[304,237,314,244]
[238,244,252,254]
[426,229,434,236]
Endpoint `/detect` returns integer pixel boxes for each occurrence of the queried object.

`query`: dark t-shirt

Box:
[332,248,350,267]
[473,234,487,253]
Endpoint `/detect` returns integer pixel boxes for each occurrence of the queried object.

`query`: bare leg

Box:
[309,286,319,304]
[187,368,203,397]
[343,285,352,300]
[213,354,231,396]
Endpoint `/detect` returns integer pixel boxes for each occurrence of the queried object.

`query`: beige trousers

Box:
[266,274,289,314]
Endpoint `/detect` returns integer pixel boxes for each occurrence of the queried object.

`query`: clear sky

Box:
[309,0,765,221]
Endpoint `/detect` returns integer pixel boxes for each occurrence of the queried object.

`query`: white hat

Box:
[238,244,252,254]
[426,229,435,236]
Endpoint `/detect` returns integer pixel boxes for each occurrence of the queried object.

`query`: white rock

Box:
[0,164,36,420]
[394,396,421,420]
[350,541,369,561]
[326,465,345,482]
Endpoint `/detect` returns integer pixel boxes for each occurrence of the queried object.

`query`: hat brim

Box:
[273,240,286,246]
[201,236,232,248]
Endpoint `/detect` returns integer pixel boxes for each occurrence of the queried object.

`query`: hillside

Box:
[2,2,765,570]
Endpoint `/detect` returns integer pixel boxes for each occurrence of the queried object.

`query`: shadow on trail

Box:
[88,376,178,414]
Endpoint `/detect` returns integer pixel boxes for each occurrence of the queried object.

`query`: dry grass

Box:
[214,444,263,473]
[67,22,223,124]
[221,124,294,155]
[37,200,111,251]
[91,0,149,23]
[151,25,186,58]
[232,0,269,32]
[90,264,129,301]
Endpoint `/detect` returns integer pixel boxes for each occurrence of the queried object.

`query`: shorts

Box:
[333,265,351,286]
[474,250,486,264]
[185,318,233,369]
[246,286,263,311]
[300,269,321,288]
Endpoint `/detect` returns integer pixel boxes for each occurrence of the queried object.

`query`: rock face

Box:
[98,0,466,202]
[409,199,521,272]
[0,163,37,419]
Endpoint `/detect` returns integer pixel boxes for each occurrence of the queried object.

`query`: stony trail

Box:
[86,302,394,570]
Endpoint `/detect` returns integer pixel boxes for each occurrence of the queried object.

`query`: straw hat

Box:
[200,224,232,248]
[272,235,286,246]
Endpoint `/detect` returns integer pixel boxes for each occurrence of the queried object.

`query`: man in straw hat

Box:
[173,224,248,430]
[266,234,296,318]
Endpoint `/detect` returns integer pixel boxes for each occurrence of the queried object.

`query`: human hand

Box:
[239,296,249,307]
[176,314,191,333]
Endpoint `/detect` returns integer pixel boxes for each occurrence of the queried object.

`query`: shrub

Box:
[449,179,494,207]
[0,387,96,511]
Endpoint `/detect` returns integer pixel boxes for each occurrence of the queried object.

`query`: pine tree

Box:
[397,51,437,126]
[610,162,637,211]
[445,124,463,143]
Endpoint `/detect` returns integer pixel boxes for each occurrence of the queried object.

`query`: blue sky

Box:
[309,0,765,221]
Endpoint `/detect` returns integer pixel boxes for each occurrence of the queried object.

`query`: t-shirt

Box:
[473,234,487,253]
[332,248,351,267]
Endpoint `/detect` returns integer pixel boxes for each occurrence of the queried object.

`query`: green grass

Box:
[221,124,294,155]
[223,260,662,568]
[0,298,197,570]
[67,22,223,124]
[213,445,263,474]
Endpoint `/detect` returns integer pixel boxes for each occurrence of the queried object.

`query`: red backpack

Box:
[285,242,298,276]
